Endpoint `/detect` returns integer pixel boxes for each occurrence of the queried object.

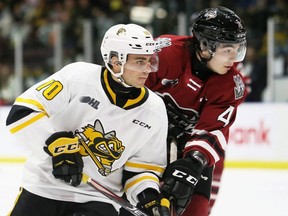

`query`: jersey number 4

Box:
[217,106,235,127]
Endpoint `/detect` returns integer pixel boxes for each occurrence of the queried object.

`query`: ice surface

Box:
[1,164,288,216]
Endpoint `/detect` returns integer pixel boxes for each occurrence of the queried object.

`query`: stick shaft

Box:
[82,173,149,216]
[169,139,178,216]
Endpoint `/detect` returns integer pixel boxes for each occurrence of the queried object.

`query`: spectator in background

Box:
[244,45,267,102]
[0,61,16,105]
[0,34,15,105]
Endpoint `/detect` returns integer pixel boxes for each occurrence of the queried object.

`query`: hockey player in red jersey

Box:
[145,6,247,216]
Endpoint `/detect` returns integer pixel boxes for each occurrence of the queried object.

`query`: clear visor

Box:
[124,53,159,73]
[214,42,247,62]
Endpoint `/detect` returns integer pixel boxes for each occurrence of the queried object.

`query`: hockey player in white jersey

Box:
[6,24,170,216]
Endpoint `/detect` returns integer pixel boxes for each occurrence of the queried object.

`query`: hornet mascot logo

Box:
[75,119,125,176]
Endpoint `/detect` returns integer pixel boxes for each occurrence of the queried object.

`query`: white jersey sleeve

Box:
[124,93,168,205]
[6,62,101,161]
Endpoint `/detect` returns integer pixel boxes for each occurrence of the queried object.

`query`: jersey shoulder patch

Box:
[233,73,245,100]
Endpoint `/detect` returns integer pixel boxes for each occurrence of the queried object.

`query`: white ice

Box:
[1,164,288,216]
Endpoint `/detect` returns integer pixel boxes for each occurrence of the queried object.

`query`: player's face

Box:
[122,54,158,88]
[207,43,242,75]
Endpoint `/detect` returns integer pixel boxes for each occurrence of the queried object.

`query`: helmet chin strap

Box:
[106,59,135,88]
[113,65,133,88]
[116,76,133,88]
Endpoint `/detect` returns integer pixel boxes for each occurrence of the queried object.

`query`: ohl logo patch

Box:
[75,119,125,176]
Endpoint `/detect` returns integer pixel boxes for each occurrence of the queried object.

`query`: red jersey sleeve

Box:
[184,67,247,165]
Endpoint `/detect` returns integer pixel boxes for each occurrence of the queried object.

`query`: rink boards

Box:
[1,104,288,169]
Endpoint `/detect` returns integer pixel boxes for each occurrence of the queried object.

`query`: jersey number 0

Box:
[36,79,63,100]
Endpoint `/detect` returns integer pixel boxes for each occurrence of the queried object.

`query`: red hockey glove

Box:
[161,151,207,215]
[44,131,83,187]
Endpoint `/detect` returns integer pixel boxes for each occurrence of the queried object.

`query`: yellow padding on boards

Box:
[1,158,288,170]
[225,161,288,169]
[0,157,26,163]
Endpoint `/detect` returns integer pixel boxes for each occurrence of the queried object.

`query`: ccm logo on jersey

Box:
[132,119,151,129]
[172,169,198,186]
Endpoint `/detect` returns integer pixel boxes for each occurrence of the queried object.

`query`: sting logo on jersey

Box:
[233,74,245,100]
[76,120,125,176]
[80,96,100,109]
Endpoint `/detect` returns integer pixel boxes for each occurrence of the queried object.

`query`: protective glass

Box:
[124,53,159,73]
[215,42,247,62]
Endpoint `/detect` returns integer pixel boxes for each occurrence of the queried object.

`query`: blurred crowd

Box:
[1,0,288,105]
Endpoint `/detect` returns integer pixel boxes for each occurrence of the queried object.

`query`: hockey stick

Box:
[81,173,149,216]
[169,138,178,164]
[168,138,178,216]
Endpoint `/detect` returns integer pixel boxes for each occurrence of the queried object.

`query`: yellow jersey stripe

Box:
[103,70,117,104]
[123,87,146,108]
[16,98,48,115]
[124,175,159,192]
[10,112,46,134]
[7,187,24,216]
[125,161,165,173]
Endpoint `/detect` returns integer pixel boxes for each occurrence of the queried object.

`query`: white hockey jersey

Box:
[6,62,168,210]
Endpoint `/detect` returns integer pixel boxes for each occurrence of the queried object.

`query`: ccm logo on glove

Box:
[48,137,80,156]
[172,169,198,185]
[44,131,83,187]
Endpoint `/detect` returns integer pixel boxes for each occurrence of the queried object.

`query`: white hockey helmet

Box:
[100,24,158,78]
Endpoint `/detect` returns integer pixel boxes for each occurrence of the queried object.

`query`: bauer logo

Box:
[80,96,100,109]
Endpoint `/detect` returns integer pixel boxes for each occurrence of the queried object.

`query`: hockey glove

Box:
[137,188,170,216]
[44,131,83,187]
[161,151,207,215]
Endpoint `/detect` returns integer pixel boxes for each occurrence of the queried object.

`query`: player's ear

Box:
[198,50,210,60]
[110,56,121,73]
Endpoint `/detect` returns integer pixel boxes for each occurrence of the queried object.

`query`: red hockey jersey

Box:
[146,35,247,166]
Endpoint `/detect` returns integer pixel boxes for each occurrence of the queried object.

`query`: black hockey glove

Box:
[44,131,83,187]
[119,189,170,216]
[137,188,170,216]
[161,151,207,215]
